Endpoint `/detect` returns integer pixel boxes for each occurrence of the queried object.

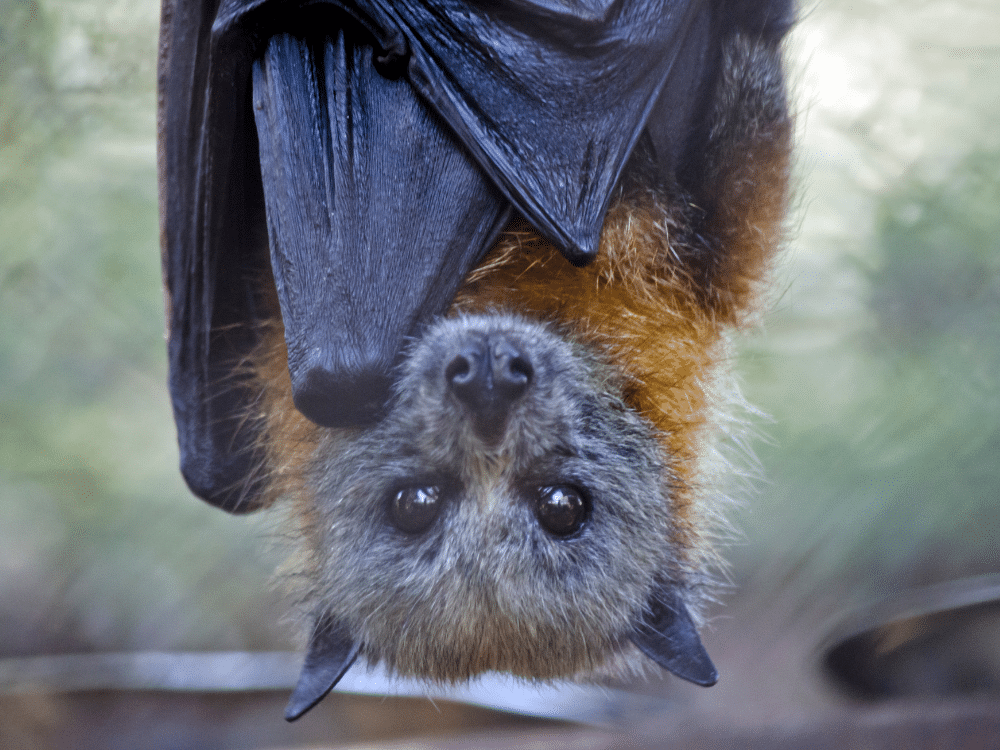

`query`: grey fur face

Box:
[299,315,689,681]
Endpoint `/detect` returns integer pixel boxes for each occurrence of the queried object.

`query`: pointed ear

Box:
[629,584,718,687]
[285,614,361,722]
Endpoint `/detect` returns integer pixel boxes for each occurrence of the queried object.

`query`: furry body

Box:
[245,17,793,693]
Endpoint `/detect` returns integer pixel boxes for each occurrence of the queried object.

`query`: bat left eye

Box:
[390,486,442,534]
[535,485,588,537]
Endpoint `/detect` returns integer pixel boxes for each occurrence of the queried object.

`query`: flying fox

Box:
[158,0,794,720]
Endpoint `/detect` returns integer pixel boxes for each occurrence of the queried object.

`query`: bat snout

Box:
[444,333,533,444]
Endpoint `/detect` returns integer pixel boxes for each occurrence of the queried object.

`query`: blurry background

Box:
[1,0,998,747]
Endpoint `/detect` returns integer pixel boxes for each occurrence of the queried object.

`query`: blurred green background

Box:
[0,0,286,657]
[1,0,998,741]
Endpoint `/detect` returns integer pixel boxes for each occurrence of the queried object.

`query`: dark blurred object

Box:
[824,575,1000,700]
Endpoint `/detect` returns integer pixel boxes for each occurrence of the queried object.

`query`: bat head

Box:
[272,314,717,719]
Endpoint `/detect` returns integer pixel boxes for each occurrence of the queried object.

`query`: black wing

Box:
[158,0,787,510]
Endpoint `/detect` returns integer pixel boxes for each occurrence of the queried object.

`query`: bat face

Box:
[257,313,718,719]
[302,316,682,677]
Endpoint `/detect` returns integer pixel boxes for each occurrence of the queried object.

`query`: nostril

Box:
[505,353,533,386]
[492,343,532,399]
[445,352,474,386]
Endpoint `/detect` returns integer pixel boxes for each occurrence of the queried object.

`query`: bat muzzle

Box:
[445,333,534,445]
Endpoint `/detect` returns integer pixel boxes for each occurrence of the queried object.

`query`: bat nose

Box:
[445,334,533,442]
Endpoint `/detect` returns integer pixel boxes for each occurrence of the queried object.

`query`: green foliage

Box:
[740,139,1000,603]
[858,152,1000,580]
[872,152,1000,360]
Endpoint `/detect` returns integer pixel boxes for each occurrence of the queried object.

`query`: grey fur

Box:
[293,315,701,682]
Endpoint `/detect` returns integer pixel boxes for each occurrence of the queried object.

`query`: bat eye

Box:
[390,486,442,534]
[535,485,588,537]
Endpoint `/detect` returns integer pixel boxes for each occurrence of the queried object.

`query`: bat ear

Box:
[285,614,360,722]
[629,584,718,687]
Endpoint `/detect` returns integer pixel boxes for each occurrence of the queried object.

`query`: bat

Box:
[158,0,794,721]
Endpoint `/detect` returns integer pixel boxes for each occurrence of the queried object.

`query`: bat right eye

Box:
[534,485,588,537]
[390,486,442,534]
